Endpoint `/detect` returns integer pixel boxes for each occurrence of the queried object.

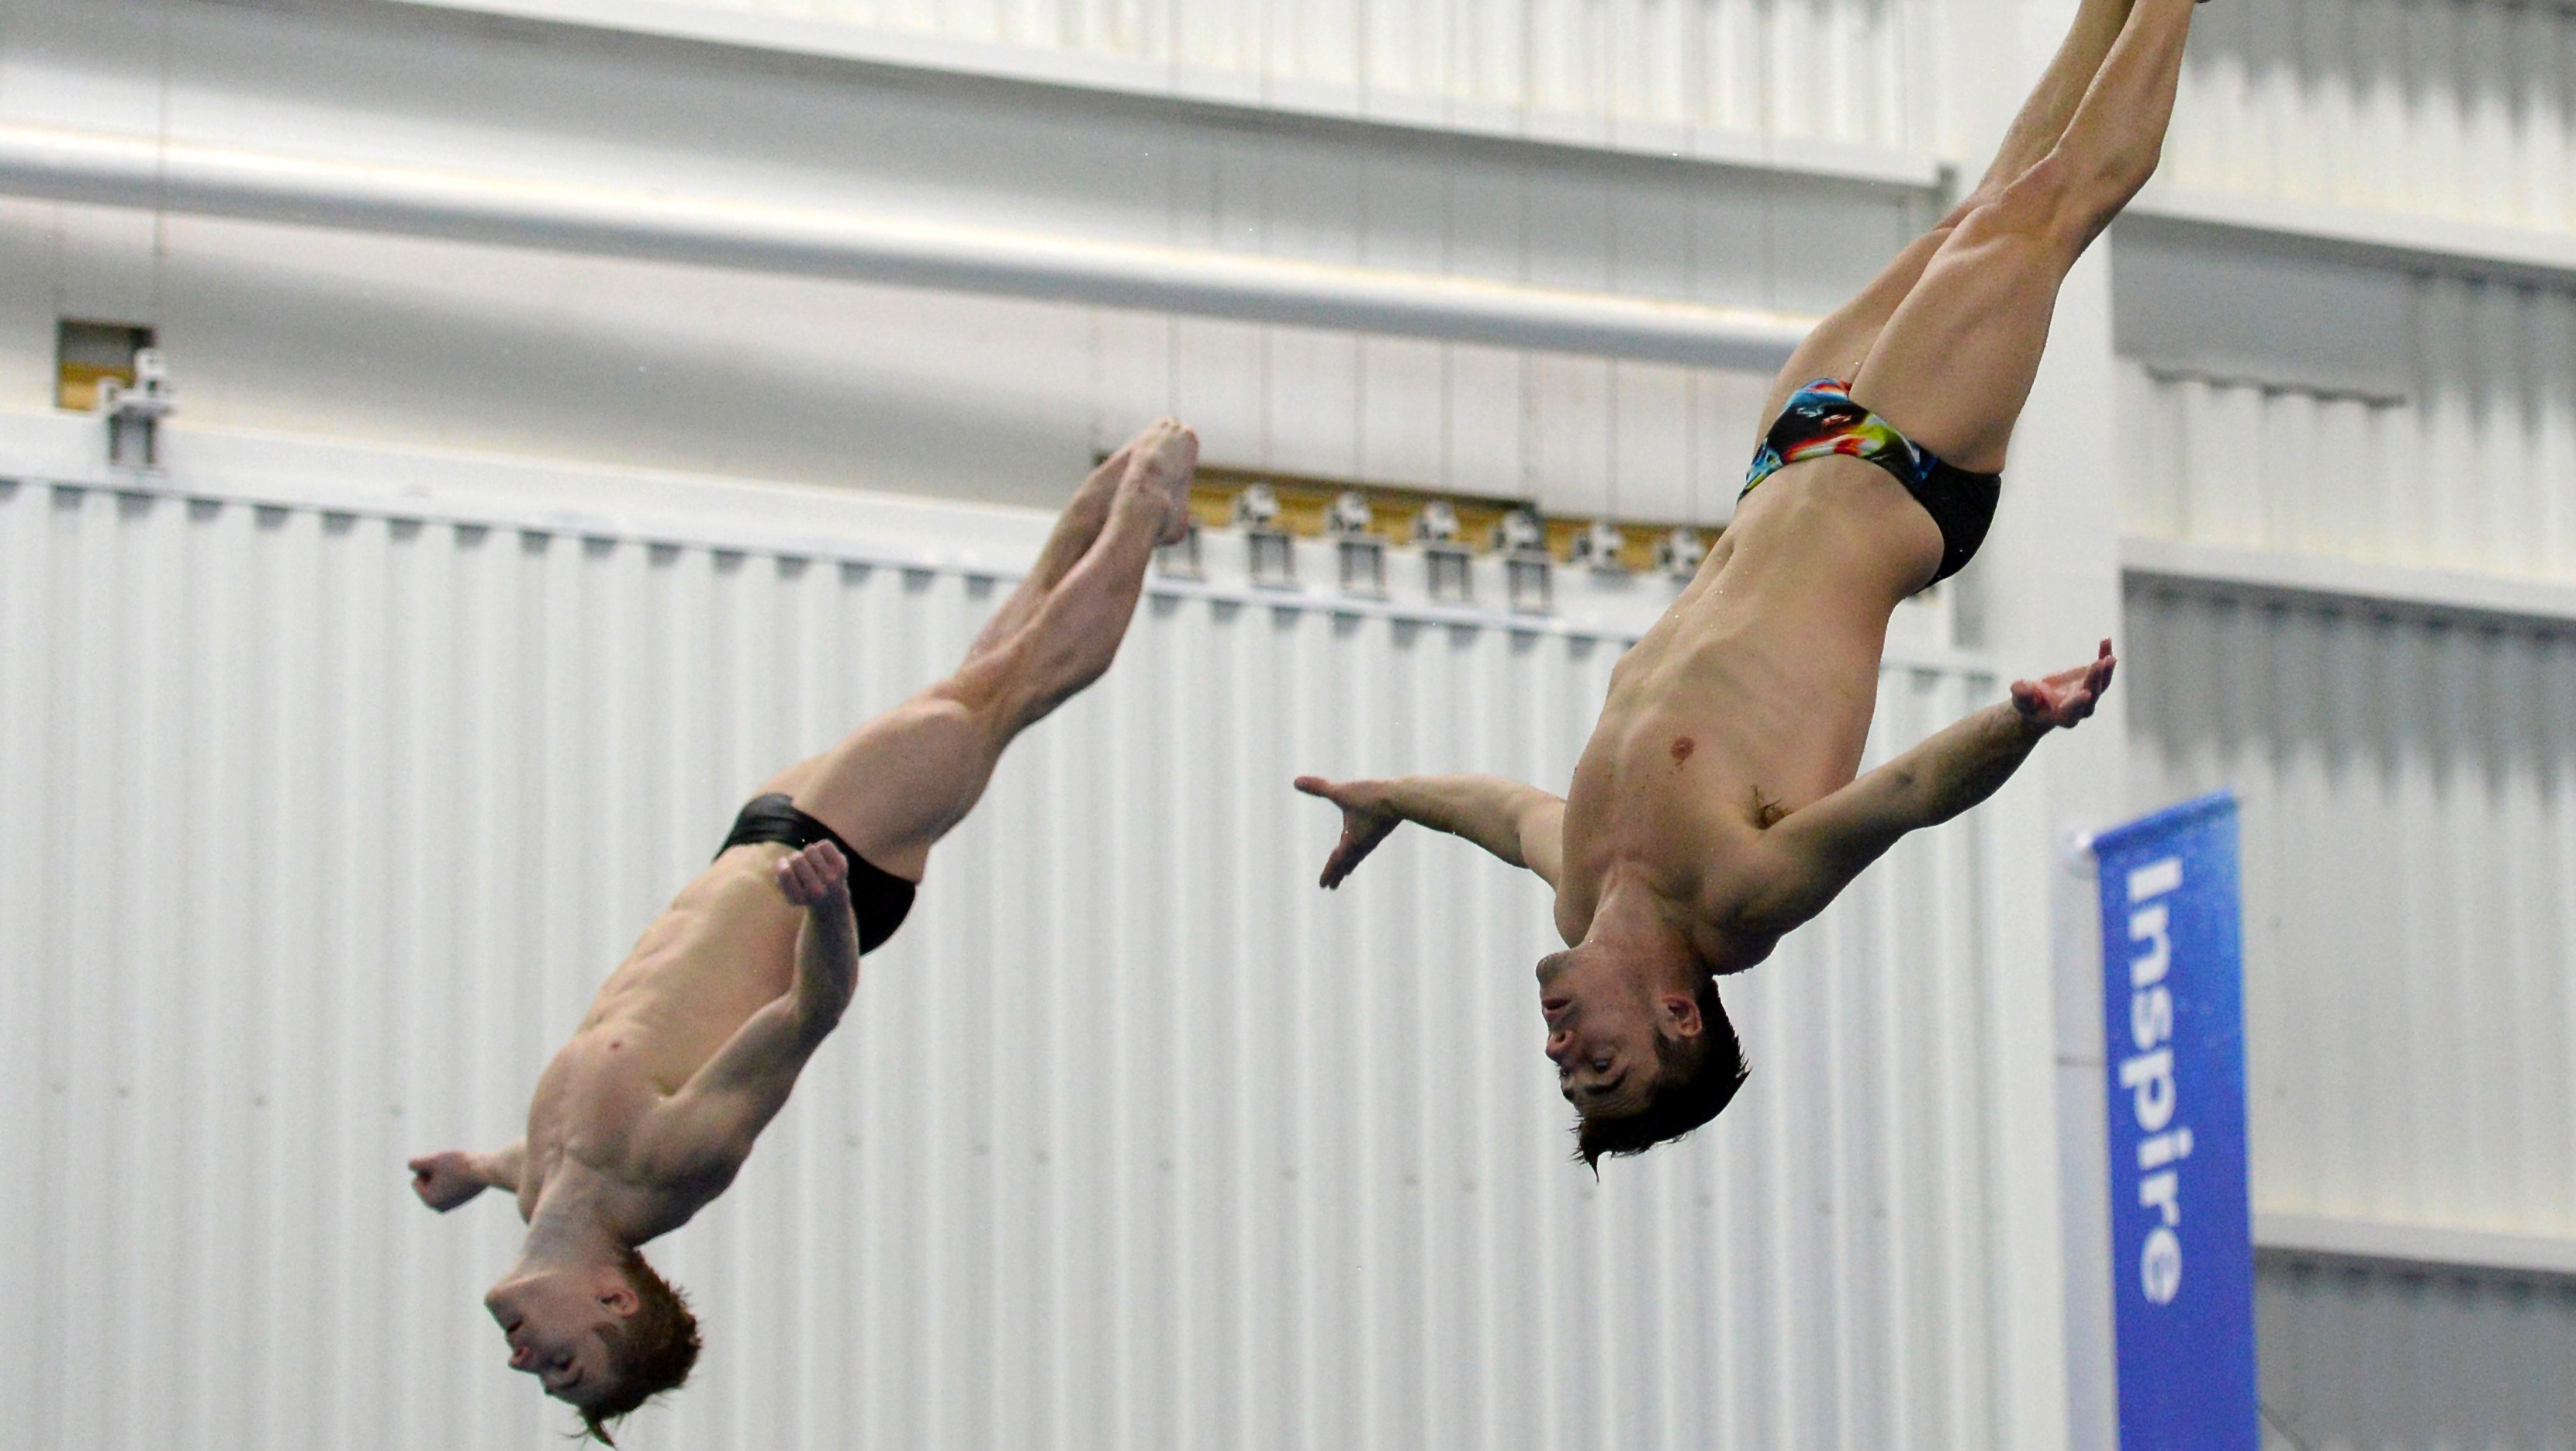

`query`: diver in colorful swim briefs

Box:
[1301,0,2192,1165]
[406,419,1200,1442]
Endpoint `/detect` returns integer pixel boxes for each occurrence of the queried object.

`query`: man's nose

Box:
[508,1343,538,1371]
[1545,1030,1572,1062]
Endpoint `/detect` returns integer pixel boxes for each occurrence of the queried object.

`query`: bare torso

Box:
[514,843,807,1237]
[1555,458,1945,967]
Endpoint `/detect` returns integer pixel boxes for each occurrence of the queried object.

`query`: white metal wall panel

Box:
[534,0,1917,151]
[2168,0,2576,232]
[2118,272,2576,578]
[0,465,2007,1450]
[2255,1259,2576,1451]
[2125,580,2576,1237]
[0,0,1915,526]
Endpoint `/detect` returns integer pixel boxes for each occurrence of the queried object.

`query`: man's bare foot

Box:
[1119,418,1200,545]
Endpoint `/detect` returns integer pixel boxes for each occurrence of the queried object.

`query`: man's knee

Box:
[937,630,1092,737]
[1953,155,2099,258]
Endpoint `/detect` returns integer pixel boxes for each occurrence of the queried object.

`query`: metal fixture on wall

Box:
[1416,500,1473,604]
[1233,483,1295,589]
[1657,525,1709,579]
[1328,490,1387,599]
[1568,518,1630,575]
[96,348,174,470]
[1495,508,1552,615]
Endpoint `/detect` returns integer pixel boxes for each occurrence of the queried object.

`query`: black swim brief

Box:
[717,793,916,954]
[1741,378,2002,584]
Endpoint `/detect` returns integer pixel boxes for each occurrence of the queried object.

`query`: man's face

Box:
[1535,948,1664,1118]
[485,1271,623,1407]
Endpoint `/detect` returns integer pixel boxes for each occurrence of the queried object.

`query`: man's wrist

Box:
[2002,698,2056,738]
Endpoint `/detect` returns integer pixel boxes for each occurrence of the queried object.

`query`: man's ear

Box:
[593,1272,642,1319]
[1658,992,1703,1041]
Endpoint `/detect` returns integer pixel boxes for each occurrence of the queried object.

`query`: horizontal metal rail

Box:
[0,123,1815,369]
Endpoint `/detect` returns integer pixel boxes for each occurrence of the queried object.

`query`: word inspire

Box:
[2117,857,2192,1306]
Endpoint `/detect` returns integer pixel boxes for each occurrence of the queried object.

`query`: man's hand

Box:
[2011,639,2117,729]
[408,1151,488,1212]
[775,840,851,907]
[1295,777,1403,888]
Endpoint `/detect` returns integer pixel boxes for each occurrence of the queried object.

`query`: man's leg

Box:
[1846,0,2197,473]
[1757,0,2140,427]
[759,420,1198,881]
[963,435,1160,661]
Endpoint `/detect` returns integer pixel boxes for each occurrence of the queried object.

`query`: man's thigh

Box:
[1845,219,2073,476]
[758,684,1007,881]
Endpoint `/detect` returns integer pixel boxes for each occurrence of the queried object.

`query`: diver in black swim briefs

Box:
[1302,0,2190,1166]
[406,419,1201,1444]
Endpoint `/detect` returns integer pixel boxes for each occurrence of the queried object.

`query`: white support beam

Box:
[2256,1214,2576,1283]
[2123,537,2576,630]
[2126,184,2576,289]
[0,122,1815,369]
[386,0,1948,192]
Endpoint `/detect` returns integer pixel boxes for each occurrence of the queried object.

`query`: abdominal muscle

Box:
[520,848,807,1186]
[1559,459,1942,917]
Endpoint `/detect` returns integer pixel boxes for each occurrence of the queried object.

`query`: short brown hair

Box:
[577,1249,701,1446]
[1574,975,1748,1169]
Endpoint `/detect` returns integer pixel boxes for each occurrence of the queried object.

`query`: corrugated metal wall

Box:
[2170,0,2576,231]
[0,466,2008,1451]
[2118,270,2576,579]
[2256,1259,2576,1451]
[2125,580,2576,1238]
[638,0,1918,149]
[2127,573,2576,1447]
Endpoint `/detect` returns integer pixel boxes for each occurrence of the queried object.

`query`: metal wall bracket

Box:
[97,348,174,471]
[1329,490,1387,597]
[1426,545,1474,604]
[1494,509,1552,615]
[1505,553,1553,614]
[1413,500,1473,604]
[1655,526,1708,578]
[1568,518,1630,573]
[1234,483,1297,590]
[1336,537,1387,597]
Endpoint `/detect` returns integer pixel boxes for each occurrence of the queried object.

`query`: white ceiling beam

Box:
[0,122,1815,369]
[2123,536,2576,630]
[2257,1212,2576,1283]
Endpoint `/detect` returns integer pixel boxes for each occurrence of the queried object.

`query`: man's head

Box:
[485,1248,700,1444]
[1537,944,1749,1168]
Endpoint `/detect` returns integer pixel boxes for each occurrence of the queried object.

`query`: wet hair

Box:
[1574,975,1749,1169]
[576,1249,701,1446]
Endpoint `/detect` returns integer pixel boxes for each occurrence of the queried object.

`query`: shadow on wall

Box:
[2258,1258,2576,1451]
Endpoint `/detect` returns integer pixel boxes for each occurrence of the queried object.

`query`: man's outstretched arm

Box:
[1744,641,2117,931]
[1295,774,1566,889]
[408,1139,526,1212]
[636,842,861,1178]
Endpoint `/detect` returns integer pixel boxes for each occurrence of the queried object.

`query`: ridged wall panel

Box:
[2169,0,2576,233]
[2118,275,2576,580]
[2254,1257,2576,1451]
[0,466,2009,1451]
[2125,579,2576,1237]
[655,0,1918,151]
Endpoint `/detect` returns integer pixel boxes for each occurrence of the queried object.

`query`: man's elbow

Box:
[792,996,852,1051]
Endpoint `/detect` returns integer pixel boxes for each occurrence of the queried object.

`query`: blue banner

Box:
[2090,791,2259,1451]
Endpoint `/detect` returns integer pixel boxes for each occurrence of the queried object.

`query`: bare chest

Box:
[579,854,806,1089]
